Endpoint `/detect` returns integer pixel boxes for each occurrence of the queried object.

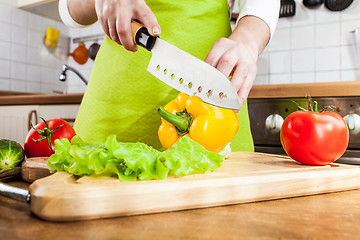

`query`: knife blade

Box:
[131,21,241,110]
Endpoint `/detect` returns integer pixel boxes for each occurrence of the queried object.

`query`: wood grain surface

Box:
[21,157,52,183]
[248,81,360,98]
[1,180,360,240]
[28,152,360,222]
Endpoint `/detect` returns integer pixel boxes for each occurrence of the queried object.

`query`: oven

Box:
[248,96,360,165]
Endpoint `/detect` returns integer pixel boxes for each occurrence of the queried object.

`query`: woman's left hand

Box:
[204,37,258,109]
[204,16,271,109]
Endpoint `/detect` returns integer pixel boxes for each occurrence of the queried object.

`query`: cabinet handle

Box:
[28,110,38,130]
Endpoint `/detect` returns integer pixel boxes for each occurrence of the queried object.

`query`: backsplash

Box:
[255,0,360,85]
[0,0,359,94]
[0,0,70,94]
[66,0,360,92]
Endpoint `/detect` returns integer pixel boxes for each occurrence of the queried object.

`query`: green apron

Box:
[74,0,254,152]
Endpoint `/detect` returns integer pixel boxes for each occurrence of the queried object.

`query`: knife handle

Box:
[131,21,157,51]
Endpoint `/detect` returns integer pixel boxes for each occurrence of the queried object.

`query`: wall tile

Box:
[341,69,360,81]
[292,49,315,72]
[341,45,359,69]
[0,59,10,78]
[12,8,28,28]
[27,64,41,82]
[27,13,43,32]
[316,71,341,82]
[0,41,10,60]
[10,62,26,80]
[269,73,292,84]
[11,25,27,45]
[315,22,340,48]
[253,74,269,85]
[26,81,41,93]
[10,79,26,92]
[276,18,291,29]
[0,22,11,42]
[315,47,340,71]
[292,72,315,84]
[0,3,11,24]
[257,53,269,75]
[11,44,27,63]
[41,66,58,84]
[291,25,315,49]
[269,51,291,74]
[268,28,291,51]
[0,78,10,90]
[27,46,42,64]
[27,30,43,48]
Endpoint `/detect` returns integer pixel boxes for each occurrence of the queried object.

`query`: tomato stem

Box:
[31,117,65,153]
[314,101,318,112]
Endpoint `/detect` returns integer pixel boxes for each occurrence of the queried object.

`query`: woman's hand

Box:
[205,37,258,109]
[205,16,270,109]
[94,0,161,51]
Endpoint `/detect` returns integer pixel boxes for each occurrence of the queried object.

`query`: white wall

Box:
[255,0,360,85]
[0,0,70,94]
[1,0,359,94]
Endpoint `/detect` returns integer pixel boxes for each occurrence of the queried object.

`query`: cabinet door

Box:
[0,105,39,146]
[38,104,80,125]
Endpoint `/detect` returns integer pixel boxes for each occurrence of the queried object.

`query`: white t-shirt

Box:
[59,0,279,39]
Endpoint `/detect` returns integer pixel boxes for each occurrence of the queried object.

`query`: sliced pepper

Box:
[157,93,239,153]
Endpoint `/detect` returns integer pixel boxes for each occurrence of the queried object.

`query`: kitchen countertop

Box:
[1,180,360,239]
[0,93,84,105]
[1,81,359,105]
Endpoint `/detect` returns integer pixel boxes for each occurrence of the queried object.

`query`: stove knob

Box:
[343,113,360,135]
[265,114,284,133]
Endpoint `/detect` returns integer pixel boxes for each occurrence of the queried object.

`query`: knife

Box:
[131,21,241,110]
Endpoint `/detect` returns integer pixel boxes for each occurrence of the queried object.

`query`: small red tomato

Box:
[24,118,76,158]
[280,109,349,166]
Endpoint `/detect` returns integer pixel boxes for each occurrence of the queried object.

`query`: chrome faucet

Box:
[59,64,88,85]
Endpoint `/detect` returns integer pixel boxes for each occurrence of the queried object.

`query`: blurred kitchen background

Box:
[0,0,359,94]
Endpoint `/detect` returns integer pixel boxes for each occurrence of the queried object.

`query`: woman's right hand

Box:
[94,0,161,51]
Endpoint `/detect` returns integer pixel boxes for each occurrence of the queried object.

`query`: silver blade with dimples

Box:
[132,21,241,110]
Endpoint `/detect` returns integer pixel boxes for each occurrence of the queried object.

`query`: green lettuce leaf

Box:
[47,135,224,181]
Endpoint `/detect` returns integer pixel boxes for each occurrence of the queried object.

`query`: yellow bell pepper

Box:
[157,93,239,153]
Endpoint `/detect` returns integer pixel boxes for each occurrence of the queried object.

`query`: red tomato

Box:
[280,111,349,166]
[24,118,76,158]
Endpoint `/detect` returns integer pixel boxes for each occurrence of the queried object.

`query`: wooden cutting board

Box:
[29,152,360,222]
[21,157,52,182]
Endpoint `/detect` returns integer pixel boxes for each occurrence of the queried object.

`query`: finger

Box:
[95,5,110,38]
[237,76,254,108]
[135,3,161,36]
[215,51,238,78]
[116,13,137,52]
[204,38,228,67]
[233,67,256,107]
[99,17,110,39]
[108,17,121,44]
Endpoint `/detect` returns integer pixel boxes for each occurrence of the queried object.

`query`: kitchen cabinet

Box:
[0,104,79,146]
[17,0,61,22]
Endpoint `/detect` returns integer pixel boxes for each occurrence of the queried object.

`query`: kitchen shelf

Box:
[248,81,360,99]
[18,0,61,22]
[0,93,83,106]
